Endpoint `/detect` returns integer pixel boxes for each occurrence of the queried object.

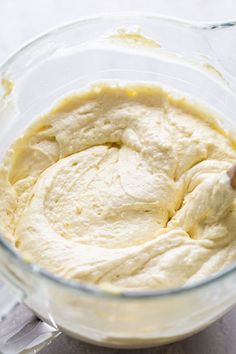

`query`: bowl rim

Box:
[1,12,236,70]
[1,12,236,300]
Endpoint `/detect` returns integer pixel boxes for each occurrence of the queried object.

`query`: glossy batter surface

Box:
[1,82,236,289]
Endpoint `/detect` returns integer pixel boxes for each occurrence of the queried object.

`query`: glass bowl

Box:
[1,13,236,352]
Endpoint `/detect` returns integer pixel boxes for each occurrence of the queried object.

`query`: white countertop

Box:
[1,1,236,353]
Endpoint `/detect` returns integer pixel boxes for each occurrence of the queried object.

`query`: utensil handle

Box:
[0,284,60,354]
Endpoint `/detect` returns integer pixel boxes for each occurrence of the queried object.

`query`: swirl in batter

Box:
[1,82,236,289]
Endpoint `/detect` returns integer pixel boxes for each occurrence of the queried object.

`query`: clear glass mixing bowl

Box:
[1,13,236,352]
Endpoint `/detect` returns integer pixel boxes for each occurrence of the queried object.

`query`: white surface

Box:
[1,1,236,353]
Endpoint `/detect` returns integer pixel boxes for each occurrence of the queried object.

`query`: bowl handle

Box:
[201,21,236,83]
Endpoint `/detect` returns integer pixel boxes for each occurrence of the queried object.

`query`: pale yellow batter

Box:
[1,82,236,290]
